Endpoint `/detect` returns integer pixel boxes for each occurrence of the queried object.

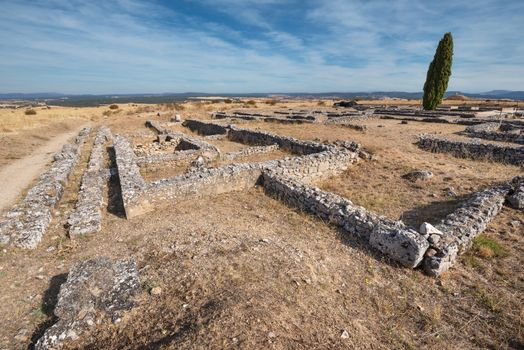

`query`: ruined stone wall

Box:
[0,126,92,248]
[228,125,329,155]
[462,129,524,144]
[136,150,198,165]
[261,172,429,268]
[223,144,279,160]
[113,134,147,219]
[183,119,228,135]
[68,126,112,236]
[143,163,264,208]
[423,184,512,276]
[416,135,524,165]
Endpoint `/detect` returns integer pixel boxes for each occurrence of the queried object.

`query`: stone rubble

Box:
[35,256,140,350]
[67,127,112,236]
[0,126,91,249]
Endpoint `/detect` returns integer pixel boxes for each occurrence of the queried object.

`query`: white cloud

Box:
[0,0,522,93]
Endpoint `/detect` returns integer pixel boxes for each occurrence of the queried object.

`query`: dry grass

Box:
[0,102,523,349]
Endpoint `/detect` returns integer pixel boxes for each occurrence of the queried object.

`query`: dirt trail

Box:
[0,124,89,212]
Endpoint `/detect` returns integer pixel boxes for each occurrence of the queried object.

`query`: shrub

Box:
[246,100,256,106]
[224,99,233,104]
[266,100,278,105]
[317,101,326,106]
[109,104,119,110]
[25,109,37,115]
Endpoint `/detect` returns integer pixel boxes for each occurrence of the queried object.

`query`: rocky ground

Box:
[0,100,522,349]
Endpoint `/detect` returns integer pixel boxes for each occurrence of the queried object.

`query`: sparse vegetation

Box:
[246,100,256,105]
[472,234,507,258]
[317,100,326,106]
[423,32,453,110]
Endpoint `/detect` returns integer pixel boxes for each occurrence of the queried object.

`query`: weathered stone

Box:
[68,127,112,236]
[507,184,524,209]
[35,257,140,350]
[420,222,443,236]
[403,170,434,182]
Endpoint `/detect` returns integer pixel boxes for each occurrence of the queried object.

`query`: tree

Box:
[423,32,453,110]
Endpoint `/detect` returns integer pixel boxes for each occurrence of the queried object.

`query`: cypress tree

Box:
[423,32,453,110]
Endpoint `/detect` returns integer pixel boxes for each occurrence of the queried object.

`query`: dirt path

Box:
[0,124,89,212]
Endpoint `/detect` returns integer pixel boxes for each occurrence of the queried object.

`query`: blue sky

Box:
[0,0,522,94]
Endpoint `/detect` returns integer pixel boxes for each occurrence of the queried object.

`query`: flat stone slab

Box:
[35,256,140,350]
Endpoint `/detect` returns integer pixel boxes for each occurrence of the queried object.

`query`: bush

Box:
[266,100,278,106]
[317,101,326,106]
[246,100,256,106]
[25,109,37,115]
[224,99,233,104]
[109,104,119,110]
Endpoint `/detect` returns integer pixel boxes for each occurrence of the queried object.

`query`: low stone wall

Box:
[274,147,359,183]
[0,126,92,248]
[136,150,198,165]
[228,125,329,155]
[113,134,148,219]
[68,126,112,236]
[423,184,512,276]
[144,163,264,208]
[261,172,429,268]
[460,124,524,144]
[183,119,228,135]
[416,135,524,165]
[223,144,279,160]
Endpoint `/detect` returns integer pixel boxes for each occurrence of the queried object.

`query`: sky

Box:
[0,0,523,94]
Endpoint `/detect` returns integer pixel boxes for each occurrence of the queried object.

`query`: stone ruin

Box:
[0,112,521,348]
[67,127,112,236]
[35,256,140,350]
[416,134,524,165]
[0,117,520,278]
[0,126,92,248]
[112,119,522,275]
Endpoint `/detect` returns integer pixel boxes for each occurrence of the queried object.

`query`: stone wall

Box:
[223,144,279,161]
[416,134,524,165]
[68,126,112,236]
[113,134,148,219]
[183,119,228,135]
[228,125,329,155]
[423,184,512,276]
[461,124,524,145]
[0,126,92,248]
[261,172,429,268]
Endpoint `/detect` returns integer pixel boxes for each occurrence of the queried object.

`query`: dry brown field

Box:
[0,100,522,350]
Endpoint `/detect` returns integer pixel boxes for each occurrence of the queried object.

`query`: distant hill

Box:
[0,90,522,106]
